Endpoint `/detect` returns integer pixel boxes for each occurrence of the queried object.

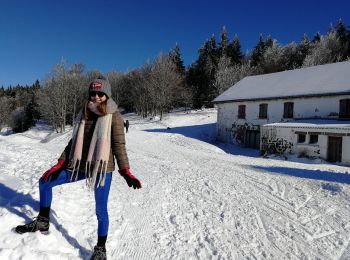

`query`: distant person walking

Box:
[124,119,129,133]
[15,77,142,260]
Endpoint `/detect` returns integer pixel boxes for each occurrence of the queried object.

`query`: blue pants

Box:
[39,169,112,236]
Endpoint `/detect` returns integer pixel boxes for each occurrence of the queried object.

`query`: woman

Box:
[15,77,142,260]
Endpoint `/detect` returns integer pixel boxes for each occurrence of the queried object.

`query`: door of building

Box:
[327,136,342,162]
[245,130,260,149]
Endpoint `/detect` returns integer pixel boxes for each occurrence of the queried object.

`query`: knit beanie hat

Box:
[89,78,112,98]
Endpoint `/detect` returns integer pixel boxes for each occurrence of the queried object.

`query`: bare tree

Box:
[38,78,60,132]
[214,57,257,96]
[68,63,87,125]
[133,67,153,118]
[107,70,124,105]
[121,54,185,119]
[38,59,71,133]
[214,55,235,95]
[86,70,104,82]
[38,60,91,132]
[144,53,183,120]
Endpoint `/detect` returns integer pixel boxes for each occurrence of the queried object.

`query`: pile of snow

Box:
[1,108,350,259]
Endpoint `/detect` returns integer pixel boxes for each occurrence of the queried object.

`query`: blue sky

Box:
[1,0,350,87]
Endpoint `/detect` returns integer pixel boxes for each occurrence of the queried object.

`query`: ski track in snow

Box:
[1,109,350,259]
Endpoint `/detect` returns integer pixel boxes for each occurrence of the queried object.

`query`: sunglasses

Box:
[89,91,105,98]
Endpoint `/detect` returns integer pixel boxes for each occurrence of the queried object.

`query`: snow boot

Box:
[90,246,107,260]
[15,215,50,234]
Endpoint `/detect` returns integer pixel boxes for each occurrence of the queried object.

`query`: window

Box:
[238,105,246,119]
[259,104,268,119]
[298,134,306,143]
[309,134,318,144]
[284,102,294,118]
[339,99,350,119]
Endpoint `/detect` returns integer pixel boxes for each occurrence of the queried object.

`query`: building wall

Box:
[216,95,350,143]
[343,137,350,164]
[318,135,328,159]
[260,125,350,165]
[216,103,235,142]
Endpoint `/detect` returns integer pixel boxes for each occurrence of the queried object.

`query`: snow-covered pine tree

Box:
[219,26,229,57]
[169,43,185,74]
[251,34,266,67]
[335,19,350,60]
[303,31,343,67]
[227,35,243,65]
[296,34,311,67]
[260,39,284,73]
[312,32,321,43]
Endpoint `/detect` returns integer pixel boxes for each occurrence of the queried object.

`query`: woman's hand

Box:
[41,160,66,182]
[118,168,142,189]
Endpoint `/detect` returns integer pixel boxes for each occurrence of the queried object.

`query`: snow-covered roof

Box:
[213,61,350,103]
[264,119,350,130]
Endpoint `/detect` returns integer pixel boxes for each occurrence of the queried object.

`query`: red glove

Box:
[118,168,142,189]
[41,160,66,182]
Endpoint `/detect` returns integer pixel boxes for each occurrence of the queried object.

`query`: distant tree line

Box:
[0,81,40,132]
[1,19,349,133]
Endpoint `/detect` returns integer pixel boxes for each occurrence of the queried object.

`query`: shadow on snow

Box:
[144,123,216,141]
[144,123,261,158]
[0,183,91,258]
[253,165,350,186]
[144,124,348,185]
[0,183,38,223]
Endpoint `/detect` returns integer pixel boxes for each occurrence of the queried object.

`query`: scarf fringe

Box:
[84,160,109,189]
[70,159,81,182]
[69,159,108,189]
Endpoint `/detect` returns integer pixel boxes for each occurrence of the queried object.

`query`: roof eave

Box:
[212,91,350,104]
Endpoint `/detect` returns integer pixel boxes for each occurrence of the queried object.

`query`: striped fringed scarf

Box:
[69,110,113,189]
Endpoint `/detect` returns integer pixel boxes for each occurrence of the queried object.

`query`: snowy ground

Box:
[1,108,350,260]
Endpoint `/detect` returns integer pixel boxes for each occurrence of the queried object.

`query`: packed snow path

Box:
[1,109,350,259]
